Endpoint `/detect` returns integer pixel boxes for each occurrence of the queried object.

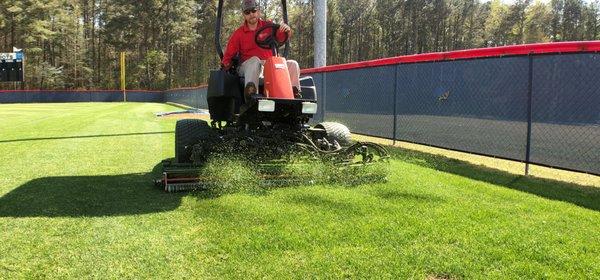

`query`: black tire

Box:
[315,122,352,147]
[175,119,214,164]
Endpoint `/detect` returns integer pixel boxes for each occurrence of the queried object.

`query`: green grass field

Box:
[1,102,599,279]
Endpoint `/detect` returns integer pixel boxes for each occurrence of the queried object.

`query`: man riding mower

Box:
[222,0,302,101]
[156,0,388,192]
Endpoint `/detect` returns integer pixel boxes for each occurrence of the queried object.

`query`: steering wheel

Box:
[254,24,289,50]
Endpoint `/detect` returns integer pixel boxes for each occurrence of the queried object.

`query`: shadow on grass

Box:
[0,131,174,144]
[6,146,593,218]
[0,163,184,218]
[389,147,600,211]
[372,189,444,203]
[0,157,389,218]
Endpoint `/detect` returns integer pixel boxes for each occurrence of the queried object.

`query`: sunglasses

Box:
[244,9,257,15]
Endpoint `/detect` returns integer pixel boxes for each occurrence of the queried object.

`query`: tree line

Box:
[0,0,598,90]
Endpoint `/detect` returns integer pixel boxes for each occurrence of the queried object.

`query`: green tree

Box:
[524,1,552,43]
[506,0,532,44]
[484,0,511,46]
[562,0,584,40]
[582,0,599,40]
[550,0,564,40]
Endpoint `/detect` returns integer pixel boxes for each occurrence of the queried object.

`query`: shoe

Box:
[244,82,257,102]
[293,86,302,99]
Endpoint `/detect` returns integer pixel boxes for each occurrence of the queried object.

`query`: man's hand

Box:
[279,23,291,34]
[221,63,231,71]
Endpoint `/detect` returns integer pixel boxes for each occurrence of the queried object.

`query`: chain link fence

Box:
[305,52,600,175]
[530,54,600,174]
[394,57,530,161]
[0,88,203,105]
[0,90,165,103]
[323,66,396,138]
[164,87,208,108]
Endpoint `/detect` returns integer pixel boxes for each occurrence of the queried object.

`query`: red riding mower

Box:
[156,0,388,192]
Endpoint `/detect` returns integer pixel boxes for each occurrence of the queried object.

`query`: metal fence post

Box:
[525,54,534,175]
[322,72,327,122]
[392,65,398,145]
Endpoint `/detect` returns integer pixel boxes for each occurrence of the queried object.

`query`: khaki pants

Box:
[239,56,300,89]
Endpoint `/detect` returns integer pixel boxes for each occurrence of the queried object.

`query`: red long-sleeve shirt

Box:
[222,19,289,67]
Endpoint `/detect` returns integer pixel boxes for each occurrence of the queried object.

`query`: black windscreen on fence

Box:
[164,87,208,109]
[531,53,600,174]
[306,52,599,175]
[395,57,530,161]
[324,66,396,138]
[0,90,163,103]
[0,87,207,108]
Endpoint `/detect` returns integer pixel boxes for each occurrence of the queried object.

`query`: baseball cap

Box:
[242,0,258,11]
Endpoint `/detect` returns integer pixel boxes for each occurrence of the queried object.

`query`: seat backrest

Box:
[299,76,317,101]
[207,69,242,121]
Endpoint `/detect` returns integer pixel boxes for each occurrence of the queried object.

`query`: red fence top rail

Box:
[301,41,600,74]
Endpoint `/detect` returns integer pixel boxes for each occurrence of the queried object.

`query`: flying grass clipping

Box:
[195,153,391,196]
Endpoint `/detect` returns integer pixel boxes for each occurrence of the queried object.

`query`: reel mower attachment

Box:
[331,142,390,166]
[155,132,391,193]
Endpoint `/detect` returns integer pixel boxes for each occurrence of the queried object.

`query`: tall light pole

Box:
[314,0,327,68]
